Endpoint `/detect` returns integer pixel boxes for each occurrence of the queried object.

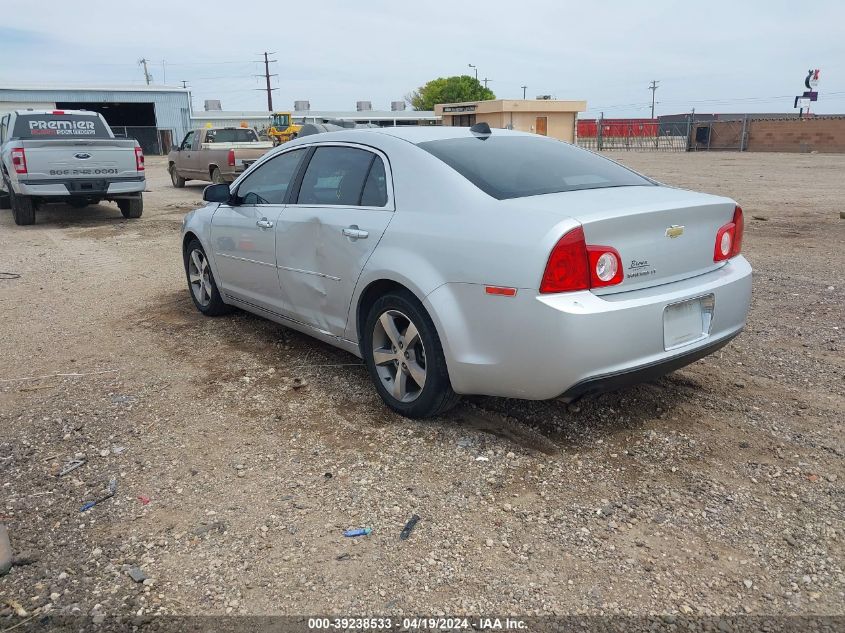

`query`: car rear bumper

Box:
[424,256,752,400]
[16,177,145,197]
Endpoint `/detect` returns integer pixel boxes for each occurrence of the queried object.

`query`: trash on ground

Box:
[343,527,372,538]
[127,566,147,583]
[400,514,420,541]
[475,456,489,462]
[137,495,151,505]
[59,458,86,477]
[0,524,12,576]
[292,377,307,390]
[80,476,118,512]
[4,599,27,617]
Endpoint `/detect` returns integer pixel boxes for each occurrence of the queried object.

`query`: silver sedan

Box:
[181,125,752,418]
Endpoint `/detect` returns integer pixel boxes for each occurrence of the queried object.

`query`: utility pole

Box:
[181,80,189,89]
[138,58,152,85]
[521,85,527,99]
[256,51,278,112]
[468,64,477,80]
[482,77,491,89]
[649,80,660,119]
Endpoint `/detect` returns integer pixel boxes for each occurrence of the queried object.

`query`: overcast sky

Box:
[2,0,843,117]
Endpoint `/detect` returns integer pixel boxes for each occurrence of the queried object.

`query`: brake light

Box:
[227,149,235,167]
[714,205,743,261]
[540,227,591,293]
[134,146,145,171]
[11,148,27,174]
[731,205,744,257]
[540,227,625,293]
[52,110,65,115]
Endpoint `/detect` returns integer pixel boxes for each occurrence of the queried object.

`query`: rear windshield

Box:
[12,114,111,140]
[417,135,653,200]
[205,128,258,143]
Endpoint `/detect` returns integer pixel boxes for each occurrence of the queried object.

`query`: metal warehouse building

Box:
[0,84,192,155]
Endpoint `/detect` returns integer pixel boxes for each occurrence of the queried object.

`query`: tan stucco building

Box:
[435,99,587,142]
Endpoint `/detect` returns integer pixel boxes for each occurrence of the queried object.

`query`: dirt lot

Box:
[0,151,842,622]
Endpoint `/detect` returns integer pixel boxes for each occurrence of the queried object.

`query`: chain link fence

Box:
[577,117,694,152]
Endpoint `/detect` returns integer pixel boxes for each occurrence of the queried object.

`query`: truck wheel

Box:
[211,167,225,184]
[118,197,143,219]
[0,193,10,210]
[11,192,35,226]
[170,165,186,188]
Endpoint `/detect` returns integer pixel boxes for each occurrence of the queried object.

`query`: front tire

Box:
[118,197,143,219]
[170,165,186,188]
[362,290,459,418]
[11,191,35,225]
[183,239,231,316]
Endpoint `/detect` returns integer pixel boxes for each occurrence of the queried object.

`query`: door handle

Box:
[256,218,274,229]
[342,225,369,240]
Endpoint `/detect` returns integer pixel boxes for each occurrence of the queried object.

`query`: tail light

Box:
[227,149,235,167]
[714,205,744,262]
[540,227,624,293]
[11,148,27,174]
[134,146,145,171]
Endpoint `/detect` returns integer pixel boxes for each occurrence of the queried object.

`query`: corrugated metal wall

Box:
[0,88,192,142]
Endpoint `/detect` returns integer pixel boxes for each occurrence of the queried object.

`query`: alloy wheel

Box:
[372,309,427,403]
[188,248,213,307]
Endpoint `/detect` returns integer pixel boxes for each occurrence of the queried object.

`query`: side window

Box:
[236,148,306,205]
[180,131,195,150]
[296,146,375,206]
[360,156,388,207]
[0,115,8,144]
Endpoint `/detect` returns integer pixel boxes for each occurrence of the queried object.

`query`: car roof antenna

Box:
[469,122,492,137]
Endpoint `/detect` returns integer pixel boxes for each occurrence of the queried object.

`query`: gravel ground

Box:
[0,151,842,623]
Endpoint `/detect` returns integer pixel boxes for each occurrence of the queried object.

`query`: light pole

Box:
[521,85,527,99]
[468,64,477,80]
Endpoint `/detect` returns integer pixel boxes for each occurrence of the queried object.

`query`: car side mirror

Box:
[172,145,180,152]
[203,183,231,204]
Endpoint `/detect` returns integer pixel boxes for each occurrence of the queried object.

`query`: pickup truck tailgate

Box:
[18,138,141,181]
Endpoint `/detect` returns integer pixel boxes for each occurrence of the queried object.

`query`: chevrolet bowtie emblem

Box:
[665,225,685,238]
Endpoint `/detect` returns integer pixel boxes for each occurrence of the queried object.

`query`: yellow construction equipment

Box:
[268,112,301,146]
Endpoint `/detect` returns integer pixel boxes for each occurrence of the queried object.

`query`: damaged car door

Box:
[275,144,393,335]
[210,147,307,312]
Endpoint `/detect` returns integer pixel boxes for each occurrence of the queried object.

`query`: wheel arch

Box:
[208,164,220,179]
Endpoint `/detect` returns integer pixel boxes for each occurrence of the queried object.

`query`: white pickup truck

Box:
[0,109,146,225]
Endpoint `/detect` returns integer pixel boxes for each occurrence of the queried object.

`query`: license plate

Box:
[663,295,714,350]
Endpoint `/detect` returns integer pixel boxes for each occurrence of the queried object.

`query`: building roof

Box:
[0,83,189,93]
[190,109,438,122]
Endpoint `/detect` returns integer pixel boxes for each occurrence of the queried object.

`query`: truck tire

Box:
[170,165,186,188]
[118,197,143,219]
[11,192,35,226]
[211,167,225,184]
[0,193,10,210]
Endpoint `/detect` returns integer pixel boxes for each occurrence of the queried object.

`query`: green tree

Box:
[407,75,495,111]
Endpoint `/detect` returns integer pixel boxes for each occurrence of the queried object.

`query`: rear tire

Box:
[183,239,232,316]
[118,197,143,219]
[211,167,225,184]
[170,165,186,188]
[362,290,459,418]
[11,192,35,225]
